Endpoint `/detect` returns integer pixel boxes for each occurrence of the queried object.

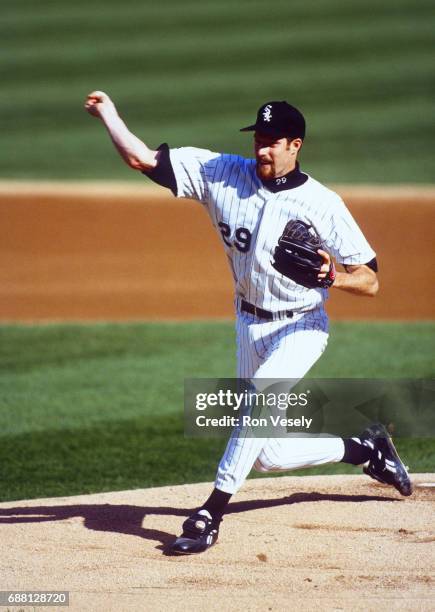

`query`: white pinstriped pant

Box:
[214,307,345,494]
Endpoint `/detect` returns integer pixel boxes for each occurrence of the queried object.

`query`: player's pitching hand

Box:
[84,91,117,119]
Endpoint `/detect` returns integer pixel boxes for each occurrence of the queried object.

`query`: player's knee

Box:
[253,457,268,472]
[253,453,275,473]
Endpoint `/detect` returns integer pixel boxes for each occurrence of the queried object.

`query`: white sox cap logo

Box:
[262,104,272,122]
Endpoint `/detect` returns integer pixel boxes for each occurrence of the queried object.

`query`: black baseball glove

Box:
[272,219,336,289]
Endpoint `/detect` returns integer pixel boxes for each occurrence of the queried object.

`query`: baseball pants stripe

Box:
[215,308,344,494]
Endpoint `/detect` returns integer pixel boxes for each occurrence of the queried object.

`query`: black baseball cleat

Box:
[169,510,220,555]
[361,423,413,496]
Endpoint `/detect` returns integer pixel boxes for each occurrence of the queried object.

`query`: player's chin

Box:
[256,163,274,180]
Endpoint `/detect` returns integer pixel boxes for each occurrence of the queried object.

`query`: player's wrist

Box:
[330,270,346,288]
[328,261,336,286]
[99,103,119,123]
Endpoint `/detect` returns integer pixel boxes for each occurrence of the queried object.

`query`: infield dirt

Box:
[1,183,434,321]
[0,474,434,611]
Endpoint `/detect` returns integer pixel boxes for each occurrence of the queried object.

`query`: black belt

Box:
[240,299,294,321]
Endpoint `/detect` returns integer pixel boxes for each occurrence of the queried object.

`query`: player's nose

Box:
[256,145,270,157]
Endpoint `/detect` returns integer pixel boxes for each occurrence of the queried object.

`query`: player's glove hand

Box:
[272,219,336,289]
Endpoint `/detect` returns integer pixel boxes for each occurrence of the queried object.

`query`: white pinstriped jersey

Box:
[170,147,375,313]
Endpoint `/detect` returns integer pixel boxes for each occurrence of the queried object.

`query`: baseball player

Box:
[85,92,413,555]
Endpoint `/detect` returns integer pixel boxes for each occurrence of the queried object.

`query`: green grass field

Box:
[0,321,433,502]
[2,0,434,182]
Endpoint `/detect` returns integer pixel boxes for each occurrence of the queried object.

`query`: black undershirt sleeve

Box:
[364,257,378,273]
[344,257,378,273]
[142,143,177,196]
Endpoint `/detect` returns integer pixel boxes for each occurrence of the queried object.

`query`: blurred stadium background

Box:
[0,0,433,501]
[2,0,434,182]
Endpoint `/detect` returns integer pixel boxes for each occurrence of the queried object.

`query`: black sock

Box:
[201,488,232,521]
[341,437,372,465]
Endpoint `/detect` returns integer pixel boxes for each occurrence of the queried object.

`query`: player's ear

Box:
[287,138,303,156]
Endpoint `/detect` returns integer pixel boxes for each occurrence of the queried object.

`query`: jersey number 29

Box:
[218,222,252,253]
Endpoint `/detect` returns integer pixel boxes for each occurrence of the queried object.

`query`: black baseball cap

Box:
[240,101,306,139]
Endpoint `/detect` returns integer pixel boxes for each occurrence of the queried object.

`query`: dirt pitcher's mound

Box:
[0,475,434,611]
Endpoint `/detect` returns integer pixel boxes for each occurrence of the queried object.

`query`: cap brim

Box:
[239,124,257,132]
